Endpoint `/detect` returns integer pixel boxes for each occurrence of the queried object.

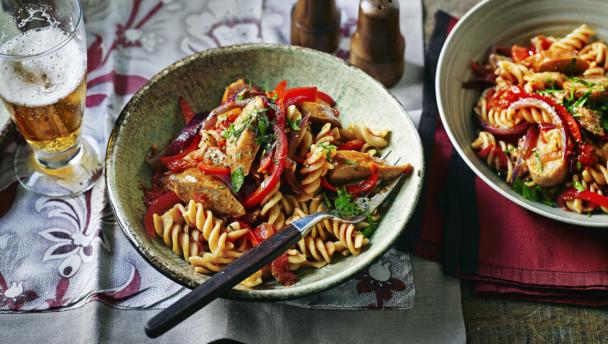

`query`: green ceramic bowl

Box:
[437,0,608,227]
[106,44,424,300]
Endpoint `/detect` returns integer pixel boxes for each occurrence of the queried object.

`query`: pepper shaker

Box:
[290,0,341,53]
[350,0,405,87]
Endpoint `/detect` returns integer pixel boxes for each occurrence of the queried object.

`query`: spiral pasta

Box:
[523,72,565,93]
[300,143,336,196]
[259,183,287,230]
[495,60,530,85]
[550,24,595,51]
[340,122,389,149]
[314,123,340,145]
[581,42,608,70]
[472,131,518,182]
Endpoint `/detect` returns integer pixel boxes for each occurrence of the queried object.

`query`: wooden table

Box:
[422,1,608,342]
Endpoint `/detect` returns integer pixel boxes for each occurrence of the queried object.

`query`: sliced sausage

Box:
[573,106,604,136]
[225,97,265,176]
[165,168,245,218]
[527,49,589,75]
[525,129,567,187]
[563,77,608,102]
[221,79,263,104]
[299,101,341,128]
[327,150,413,185]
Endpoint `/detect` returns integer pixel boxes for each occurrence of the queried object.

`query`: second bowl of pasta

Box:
[437,0,608,226]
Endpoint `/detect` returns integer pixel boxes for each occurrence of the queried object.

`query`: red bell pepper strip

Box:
[557,188,608,210]
[316,91,336,106]
[321,177,337,192]
[578,191,608,209]
[246,230,262,247]
[144,191,181,237]
[160,134,202,172]
[282,87,318,108]
[197,163,230,176]
[346,164,379,195]
[511,45,530,63]
[269,80,287,100]
[338,139,365,151]
[536,95,581,143]
[243,123,288,208]
[179,96,196,124]
[477,144,494,158]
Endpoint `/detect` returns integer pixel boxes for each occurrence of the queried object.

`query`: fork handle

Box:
[145,224,302,338]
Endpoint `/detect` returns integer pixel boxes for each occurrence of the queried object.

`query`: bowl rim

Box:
[105,42,425,300]
[435,0,608,227]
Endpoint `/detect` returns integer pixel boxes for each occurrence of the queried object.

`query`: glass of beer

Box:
[0,0,101,198]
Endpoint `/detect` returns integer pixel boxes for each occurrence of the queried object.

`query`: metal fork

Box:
[146,152,405,338]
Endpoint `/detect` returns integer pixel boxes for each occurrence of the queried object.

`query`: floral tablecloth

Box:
[0,0,417,312]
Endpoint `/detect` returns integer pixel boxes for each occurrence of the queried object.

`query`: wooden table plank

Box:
[420,0,608,342]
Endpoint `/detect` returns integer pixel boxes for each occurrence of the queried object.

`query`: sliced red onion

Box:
[480,120,530,136]
[145,112,207,169]
[283,168,311,200]
[203,98,254,130]
[509,125,539,184]
[538,122,556,131]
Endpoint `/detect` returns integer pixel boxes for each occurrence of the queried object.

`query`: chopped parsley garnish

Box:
[343,159,358,166]
[334,187,364,218]
[569,76,595,88]
[513,177,555,206]
[536,81,560,95]
[333,187,379,237]
[287,117,301,131]
[254,112,275,147]
[235,88,247,101]
[223,107,274,147]
[318,142,337,160]
[573,90,591,108]
[536,88,561,96]
[231,167,245,193]
[573,180,585,192]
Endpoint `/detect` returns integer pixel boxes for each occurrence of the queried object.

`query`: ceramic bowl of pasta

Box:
[437,0,608,226]
[106,44,424,299]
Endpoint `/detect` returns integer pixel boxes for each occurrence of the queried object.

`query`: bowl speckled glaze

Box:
[106,43,424,300]
[437,0,608,227]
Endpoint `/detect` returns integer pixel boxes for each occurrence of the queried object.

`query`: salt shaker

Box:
[290,0,341,53]
[350,0,405,87]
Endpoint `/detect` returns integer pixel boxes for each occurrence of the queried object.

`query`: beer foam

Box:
[0,27,86,107]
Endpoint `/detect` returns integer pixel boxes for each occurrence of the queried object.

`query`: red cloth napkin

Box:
[413,11,608,306]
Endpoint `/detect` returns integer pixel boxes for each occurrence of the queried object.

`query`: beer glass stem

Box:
[35,139,82,170]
